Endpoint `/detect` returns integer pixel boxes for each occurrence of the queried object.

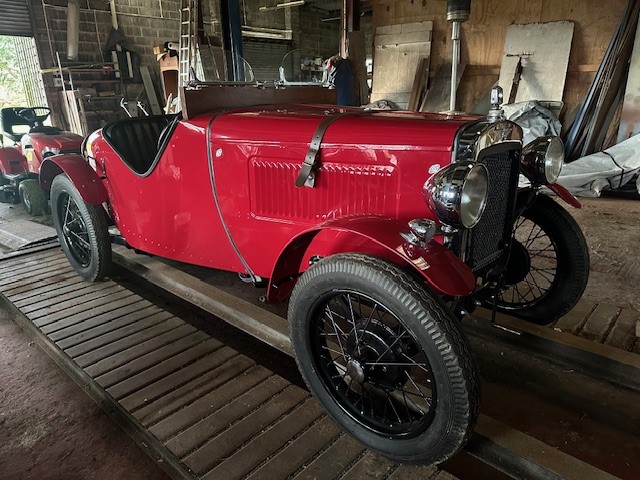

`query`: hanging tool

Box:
[506,52,533,104]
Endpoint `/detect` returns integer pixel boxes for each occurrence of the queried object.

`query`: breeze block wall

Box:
[28,0,181,128]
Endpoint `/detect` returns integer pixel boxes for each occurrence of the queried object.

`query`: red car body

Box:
[42,104,481,300]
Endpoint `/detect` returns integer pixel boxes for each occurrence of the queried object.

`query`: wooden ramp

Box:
[0,247,449,480]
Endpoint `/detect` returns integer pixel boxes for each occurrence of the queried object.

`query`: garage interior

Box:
[1,1,640,479]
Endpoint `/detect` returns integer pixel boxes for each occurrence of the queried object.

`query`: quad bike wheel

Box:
[492,194,589,325]
[18,179,46,216]
[51,174,111,281]
[288,253,479,464]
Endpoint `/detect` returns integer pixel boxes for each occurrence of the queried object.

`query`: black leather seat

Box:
[102,114,179,175]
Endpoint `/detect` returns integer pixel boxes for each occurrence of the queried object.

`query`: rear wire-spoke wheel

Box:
[51,174,111,281]
[288,254,479,464]
[494,194,589,324]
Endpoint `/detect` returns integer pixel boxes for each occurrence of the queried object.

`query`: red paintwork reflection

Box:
[23,132,82,174]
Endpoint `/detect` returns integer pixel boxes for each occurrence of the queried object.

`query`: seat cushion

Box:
[103,115,178,175]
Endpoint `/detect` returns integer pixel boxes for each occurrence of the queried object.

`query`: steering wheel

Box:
[18,108,37,123]
[18,107,51,125]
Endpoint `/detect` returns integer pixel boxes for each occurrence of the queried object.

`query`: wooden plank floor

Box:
[0,248,451,480]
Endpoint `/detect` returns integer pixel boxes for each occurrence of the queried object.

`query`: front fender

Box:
[266,216,476,303]
[40,155,108,205]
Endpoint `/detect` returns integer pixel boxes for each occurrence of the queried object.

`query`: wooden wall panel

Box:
[369,0,627,116]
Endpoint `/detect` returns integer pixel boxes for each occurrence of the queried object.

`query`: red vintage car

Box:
[39,84,589,465]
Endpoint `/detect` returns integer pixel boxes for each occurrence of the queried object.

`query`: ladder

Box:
[179,0,197,88]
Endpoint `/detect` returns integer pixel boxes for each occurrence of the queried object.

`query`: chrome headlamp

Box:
[521,136,564,185]
[423,161,489,229]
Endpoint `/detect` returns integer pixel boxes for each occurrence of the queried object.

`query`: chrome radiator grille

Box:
[467,147,520,272]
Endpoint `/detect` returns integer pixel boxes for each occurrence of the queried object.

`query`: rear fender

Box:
[40,155,108,205]
[266,216,476,303]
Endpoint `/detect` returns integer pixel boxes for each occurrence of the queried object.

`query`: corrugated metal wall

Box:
[0,0,32,36]
[242,41,291,83]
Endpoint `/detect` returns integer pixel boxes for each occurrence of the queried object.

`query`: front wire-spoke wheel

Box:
[315,290,437,436]
[51,174,111,281]
[494,194,589,324]
[289,254,479,464]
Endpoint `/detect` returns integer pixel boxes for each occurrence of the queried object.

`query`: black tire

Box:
[50,174,111,281]
[18,179,46,216]
[493,194,589,324]
[288,253,479,464]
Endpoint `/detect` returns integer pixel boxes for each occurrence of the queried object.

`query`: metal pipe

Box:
[449,20,460,112]
[66,0,80,60]
[340,0,348,57]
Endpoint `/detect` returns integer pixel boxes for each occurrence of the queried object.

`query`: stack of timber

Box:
[564,0,640,161]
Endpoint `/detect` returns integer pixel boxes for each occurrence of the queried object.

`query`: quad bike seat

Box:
[0,107,59,142]
[102,114,180,175]
[0,108,30,143]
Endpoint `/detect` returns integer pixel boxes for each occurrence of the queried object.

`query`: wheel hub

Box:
[346,358,365,383]
[503,240,531,285]
[346,319,406,387]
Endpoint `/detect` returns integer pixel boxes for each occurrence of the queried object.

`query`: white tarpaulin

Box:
[556,134,640,197]
[503,101,562,146]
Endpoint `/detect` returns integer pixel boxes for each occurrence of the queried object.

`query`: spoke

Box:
[522,224,541,247]
[397,378,426,416]
[400,352,432,376]
[400,387,413,418]
[532,268,555,284]
[374,325,408,363]
[356,303,378,345]
[528,245,555,261]
[321,345,346,357]
[346,294,361,356]
[63,195,72,227]
[386,390,403,423]
[524,227,547,248]
[69,231,90,249]
[324,306,348,361]
[525,270,547,297]
[404,370,432,407]
[363,361,428,368]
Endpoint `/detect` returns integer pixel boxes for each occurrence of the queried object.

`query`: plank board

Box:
[371,21,432,109]
[498,21,574,103]
[421,62,466,113]
[140,65,163,115]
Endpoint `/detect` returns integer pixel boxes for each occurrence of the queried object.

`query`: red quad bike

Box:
[40,85,589,465]
[0,107,83,215]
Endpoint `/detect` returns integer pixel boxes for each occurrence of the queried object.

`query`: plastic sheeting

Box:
[503,101,562,146]
[556,134,640,197]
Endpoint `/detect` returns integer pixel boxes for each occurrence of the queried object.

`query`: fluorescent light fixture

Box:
[259,0,305,11]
